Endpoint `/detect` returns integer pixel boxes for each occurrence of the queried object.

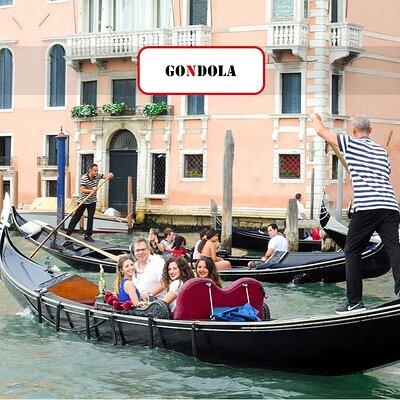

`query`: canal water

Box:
[1,231,400,398]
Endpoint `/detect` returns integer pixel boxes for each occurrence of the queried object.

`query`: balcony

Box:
[330,22,363,66]
[37,156,70,169]
[66,25,212,71]
[266,21,309,61]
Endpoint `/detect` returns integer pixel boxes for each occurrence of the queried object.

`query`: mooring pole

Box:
[127,176,133,233]
[221,130,234,253]
[56,128,68,228]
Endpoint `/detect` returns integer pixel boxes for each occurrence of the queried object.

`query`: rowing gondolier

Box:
[65,164,114,243]
[313,114,400,314]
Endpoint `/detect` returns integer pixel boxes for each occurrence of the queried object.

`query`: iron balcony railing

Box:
[37,156,70,167]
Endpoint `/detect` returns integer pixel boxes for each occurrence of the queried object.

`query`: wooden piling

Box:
[12,171,18,207]
[285,198,299,251]
[37,171,42,197]
[127,176,133,233]
[66,171,72,199]
[210,199,218,229]
[221,130,234,253]
[0,174,3,213]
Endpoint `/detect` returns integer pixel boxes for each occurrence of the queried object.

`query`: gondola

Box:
[10,206,127,272]
[216,219,321,252]
[2,224,400,375]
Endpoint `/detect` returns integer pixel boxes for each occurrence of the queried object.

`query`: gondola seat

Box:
[173,277,266,320]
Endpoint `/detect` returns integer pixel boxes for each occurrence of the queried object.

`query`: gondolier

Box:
[313,114,400,314]
[65,164,114,242]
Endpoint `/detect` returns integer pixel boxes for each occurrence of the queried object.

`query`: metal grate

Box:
[46,181,57,197]
[184,154,203,178]
[279,154,300,179]
[81,153,94,175]
[151,153,166,194]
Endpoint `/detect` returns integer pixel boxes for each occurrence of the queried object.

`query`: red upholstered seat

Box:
[172,277,265,320]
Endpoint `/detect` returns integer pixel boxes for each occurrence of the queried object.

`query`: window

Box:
[303,0,309,18]
[150,153,166,195]
[81,81,97,106]
[330,0,341,23]
[3,180,10,195]
[187,95,204,115]
[112,79,136,108]
[273,0,294,20]
[0,0,13,5]
[331,154,338,180]
[89,0,102,32]
[184,154,203,178]
[156,0,171,28]
[0,136,11,166]
[81,153,94,175]
[279,154,300,179]
[153,95,167,104]
[0,49,13,109]
[49,45,66,107]
[189,0,207,25]
[331,74,341,115]
[281,73,301,114]
[46,134,69,166]
[46,181,57,197]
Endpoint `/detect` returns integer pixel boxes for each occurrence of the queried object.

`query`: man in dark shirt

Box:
[65,164,114,242]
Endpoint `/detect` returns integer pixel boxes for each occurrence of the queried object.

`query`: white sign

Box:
[138,46,265,95]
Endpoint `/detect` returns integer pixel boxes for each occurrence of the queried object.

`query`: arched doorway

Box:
[108,130,138,214]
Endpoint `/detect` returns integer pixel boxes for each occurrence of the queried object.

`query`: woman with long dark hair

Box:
[195,256,223,288]
[200,229,231,270]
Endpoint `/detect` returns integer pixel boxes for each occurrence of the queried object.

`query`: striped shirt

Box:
[337,134,399,212]
[79,173,103,204]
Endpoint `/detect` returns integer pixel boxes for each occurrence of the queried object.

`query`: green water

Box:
[1,232,400,399]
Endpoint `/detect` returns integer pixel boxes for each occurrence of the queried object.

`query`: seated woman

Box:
[172,235,188,259]
[200,229,231,270]
[195,256,223,288]
[147,257,194,312]
[113,254,140,306]
[147,228,164,255]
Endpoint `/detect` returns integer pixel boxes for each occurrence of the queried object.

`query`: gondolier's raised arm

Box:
[312,114,338,147]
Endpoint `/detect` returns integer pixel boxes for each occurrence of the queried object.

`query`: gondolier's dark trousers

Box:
[65,202,96,237]
[345,209,400,304]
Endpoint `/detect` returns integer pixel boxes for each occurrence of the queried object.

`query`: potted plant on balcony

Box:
[71,104,97,118]
[102,102,127,116]
[143,102,168,117]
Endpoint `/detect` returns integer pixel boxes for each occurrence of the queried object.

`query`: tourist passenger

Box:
[295,193,306,220]
[192,228,208,261]
[130,237,165,299]
[160,228,175,259]
[200,229,231,270]
[113,254,140,306]
[248,223,288,269]
[313,113,400,314]
[195,256,223,288]
[147,257,194,312]
[147,228,164,255]
[171,235,188,259]
[64,164,114,243]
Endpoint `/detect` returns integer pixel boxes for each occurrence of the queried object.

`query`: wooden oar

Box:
[29,177,110,259]
[329,143,349,172]
[56,231,120,262]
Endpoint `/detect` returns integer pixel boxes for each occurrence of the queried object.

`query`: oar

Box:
[329,143,349,172]
[56,231,120,262]
[29,177,110,259]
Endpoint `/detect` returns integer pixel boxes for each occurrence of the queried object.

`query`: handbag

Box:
[211,302,261,322]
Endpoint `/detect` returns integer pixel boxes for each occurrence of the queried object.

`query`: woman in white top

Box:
[147,257,194,312]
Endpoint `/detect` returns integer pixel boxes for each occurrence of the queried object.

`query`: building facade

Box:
[0,0,399,224]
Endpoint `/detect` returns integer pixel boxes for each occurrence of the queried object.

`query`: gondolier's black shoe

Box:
[84,235,95,242]
[50,242,65,251]
[335,301,366,315]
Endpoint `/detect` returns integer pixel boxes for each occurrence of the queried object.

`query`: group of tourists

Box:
[113,235,223,312]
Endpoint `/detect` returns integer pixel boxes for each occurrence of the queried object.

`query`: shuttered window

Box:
[282,73,301,114]
[0,49,12,109]
[273,0,294,20]
[189,0,207,25]
[112,79,136,108]
[187,95,204,115]
[332,74,340,115]
[49,45,66,107]
[331,0,338,22]
[82,81,97,106]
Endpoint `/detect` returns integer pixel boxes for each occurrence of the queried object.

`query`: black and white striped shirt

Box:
[79,173,103,204]
[338,134,399,212]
